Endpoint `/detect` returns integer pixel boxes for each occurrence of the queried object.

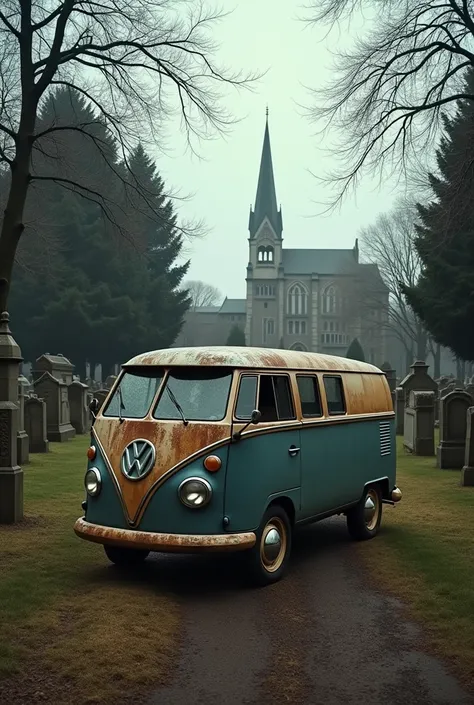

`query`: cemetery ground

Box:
[0,436,473,704]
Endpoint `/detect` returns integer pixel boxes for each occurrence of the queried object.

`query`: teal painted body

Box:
[85,437,128,530]
[84,417,396,536]
[299,418,396,518]
[224,427,302,532]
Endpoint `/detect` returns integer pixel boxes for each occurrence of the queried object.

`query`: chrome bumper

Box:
[74,518,256,553]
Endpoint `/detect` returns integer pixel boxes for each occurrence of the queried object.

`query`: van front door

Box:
[224,373,302,532]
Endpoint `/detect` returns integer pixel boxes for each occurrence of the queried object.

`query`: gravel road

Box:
[147,517,472,705]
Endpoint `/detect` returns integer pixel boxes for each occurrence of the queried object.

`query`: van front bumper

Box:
[74,518,257,553]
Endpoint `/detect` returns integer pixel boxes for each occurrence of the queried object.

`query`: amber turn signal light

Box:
[203,455,221,472]
[87,446,96,461]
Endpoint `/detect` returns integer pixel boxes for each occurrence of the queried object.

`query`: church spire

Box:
[249,111,282,238]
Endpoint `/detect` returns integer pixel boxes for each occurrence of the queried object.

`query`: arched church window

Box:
[322,285,339,314]
[290,342,308,352]
[257,245,274,263]
[287,283,308,315]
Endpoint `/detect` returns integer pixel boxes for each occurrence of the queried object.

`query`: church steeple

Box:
[249,111,283,238]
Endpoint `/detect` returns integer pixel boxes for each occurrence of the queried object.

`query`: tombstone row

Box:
[17,353,117,461]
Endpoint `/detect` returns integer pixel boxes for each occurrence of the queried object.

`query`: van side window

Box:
[258,375,295,422]
[323,375,346,415]
[235,375,258,420]
[297,375,322,417]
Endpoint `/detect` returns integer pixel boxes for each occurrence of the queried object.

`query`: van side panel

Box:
[224,427,302,532]
[299,417,396,518]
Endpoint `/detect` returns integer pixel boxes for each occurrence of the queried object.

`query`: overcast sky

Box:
[157,1,402,301]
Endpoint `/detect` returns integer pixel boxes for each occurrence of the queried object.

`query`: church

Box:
[176,115,389,365]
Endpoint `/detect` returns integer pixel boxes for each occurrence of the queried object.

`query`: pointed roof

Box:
[249,113,282,238]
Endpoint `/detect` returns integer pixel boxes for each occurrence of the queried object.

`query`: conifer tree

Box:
[346,338,365,362]
[403,68,474,361]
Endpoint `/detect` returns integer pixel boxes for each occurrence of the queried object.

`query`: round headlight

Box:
[178,477,212,509]
[85,467,101,497]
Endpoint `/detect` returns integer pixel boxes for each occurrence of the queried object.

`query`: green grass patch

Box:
[0,436,180,705]
[359,437,474,686]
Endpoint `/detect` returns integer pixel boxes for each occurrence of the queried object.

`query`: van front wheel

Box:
[104,545,150,566]
[245,505,292,586]
[346,485,382,541]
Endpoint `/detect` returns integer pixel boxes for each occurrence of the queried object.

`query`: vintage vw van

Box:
[74,346,401,585]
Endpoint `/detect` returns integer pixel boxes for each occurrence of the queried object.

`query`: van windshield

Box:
[103,368,164,419]
[154,367,232,422]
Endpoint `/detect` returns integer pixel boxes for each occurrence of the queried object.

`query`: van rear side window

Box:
[258,375,295,422]
[323,375,346,415]
[297,375,322,417]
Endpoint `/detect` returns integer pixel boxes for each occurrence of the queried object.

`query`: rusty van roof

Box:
[124,346,383,374]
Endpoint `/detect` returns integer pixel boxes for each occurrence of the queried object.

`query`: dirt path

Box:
[148,517,473,705]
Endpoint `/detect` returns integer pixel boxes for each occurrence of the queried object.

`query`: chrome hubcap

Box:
[364,496,376,524]
[263,527,282,563]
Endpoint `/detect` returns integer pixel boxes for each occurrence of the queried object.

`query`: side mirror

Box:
[89,398,99,418]
[251,409,261,424]
[233,409,261,441]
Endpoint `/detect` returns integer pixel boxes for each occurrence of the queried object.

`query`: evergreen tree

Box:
[226,325,246,346]
[346,338,365,362]
[403,68,474,361]
[9,91,191,373]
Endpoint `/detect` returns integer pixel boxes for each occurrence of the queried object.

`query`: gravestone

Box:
[95,389,109,410]
[404,390,435,456]
[32,353,74,385]
[397,361,437,435]
[437,389,473,469]
[17,375,29,465]
[104,375,117,390]
[24,395,49,453]
[68,380,89,435]
[461,407,474,486]
[381,362,396,392]
[395,387,404,435]
[0,312,23,523]
[34,372,76,442]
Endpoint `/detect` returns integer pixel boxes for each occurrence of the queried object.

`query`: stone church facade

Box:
[176,116,389,365]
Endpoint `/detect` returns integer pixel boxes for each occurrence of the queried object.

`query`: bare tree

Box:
[305,0,474,207]
[355,198,430,363]
[184,279,223,310]
[0,0,256,312]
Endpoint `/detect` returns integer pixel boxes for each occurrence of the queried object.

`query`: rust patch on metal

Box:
[74,518,256,553]
[93,417,230,525]
[123,346,383,374]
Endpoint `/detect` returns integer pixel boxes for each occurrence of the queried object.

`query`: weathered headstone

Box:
[32,353,74,385]
[398,361,437,435]
[95,389,109,410]
[381,362,396,392]
[24,394,49,453]
[0,312,23,523]
[395,387,404,435]
[437,389,473,469]
[461,407,474,486]
[17,375,29,465]
[104,375,117,390]
[68,380,90,435]
[404,390,435,456]
[34,372,76,442]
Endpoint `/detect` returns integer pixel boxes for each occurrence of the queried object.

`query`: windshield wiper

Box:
[118,385,126,424]
[166,385,189,426]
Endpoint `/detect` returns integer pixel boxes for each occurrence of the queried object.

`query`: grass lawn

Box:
[359,437,474,687]
[0,436,180,705]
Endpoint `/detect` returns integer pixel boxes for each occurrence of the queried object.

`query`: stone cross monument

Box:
[0,312,23,523]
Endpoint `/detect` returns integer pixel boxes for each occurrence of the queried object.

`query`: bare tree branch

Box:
[304,0,474,208]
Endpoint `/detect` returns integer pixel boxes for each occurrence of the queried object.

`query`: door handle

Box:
[288,446,300,457]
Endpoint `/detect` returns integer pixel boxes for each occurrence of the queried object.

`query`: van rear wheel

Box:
[104,544,150,566]
[346,485,382,541]
[244,505,292,586]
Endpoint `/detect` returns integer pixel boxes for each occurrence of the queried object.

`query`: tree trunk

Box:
[405,347,414,376]
[416,327,428,361]
[0,111,36,312]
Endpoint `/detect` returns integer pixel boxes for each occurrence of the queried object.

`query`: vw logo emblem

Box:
[121,439,156,481]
